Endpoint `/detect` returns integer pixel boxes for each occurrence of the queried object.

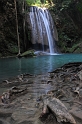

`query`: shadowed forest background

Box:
[0,0,82,57]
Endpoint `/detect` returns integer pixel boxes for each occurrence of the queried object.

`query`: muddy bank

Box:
[0,62,82,124]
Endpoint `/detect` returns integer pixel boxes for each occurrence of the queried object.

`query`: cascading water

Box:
[29,6,58,54]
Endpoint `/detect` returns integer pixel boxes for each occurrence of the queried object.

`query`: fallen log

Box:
[42,97,76,124]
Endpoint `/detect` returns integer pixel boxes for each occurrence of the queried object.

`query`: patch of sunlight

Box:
[26,0,55,8]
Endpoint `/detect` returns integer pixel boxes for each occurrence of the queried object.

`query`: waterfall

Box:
[29,6,58,54]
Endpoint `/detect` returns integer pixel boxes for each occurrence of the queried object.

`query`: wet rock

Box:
[3,80,12,84]
[74,87,80,94]
[0,110,12,117]
[70,107,82,121]
[49,73,54,78]
[11,108,38,123]
[1,86,28,104]
[42,97,76,124]
[47,80,53,84]
[79,89,82,97]
[78,70,82,80]
[0,119,10,124]
[55,89,65,99]
[1,92,10,104]
[18,120,33,124]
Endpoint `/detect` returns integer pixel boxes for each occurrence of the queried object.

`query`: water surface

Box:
[0,54,82,81]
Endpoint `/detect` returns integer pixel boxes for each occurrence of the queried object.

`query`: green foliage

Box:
[8,43,18,54]
[60,0,71,11]
[77,1,82,13]
[26,0,41,6]
[59,32,71,44]
[26,0,35,5]
[25,0,53,7]
[40,0,46,4]
[66,43,80,53]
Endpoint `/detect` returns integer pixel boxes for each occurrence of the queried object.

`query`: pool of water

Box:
[0,53,82,81]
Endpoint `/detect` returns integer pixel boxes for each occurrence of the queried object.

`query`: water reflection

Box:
[18,58,22,74]
[0,54,82,81]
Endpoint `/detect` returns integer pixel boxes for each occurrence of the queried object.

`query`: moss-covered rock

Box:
[20,50,35,57]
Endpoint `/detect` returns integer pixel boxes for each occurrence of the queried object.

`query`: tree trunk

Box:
[14,0,20,55]
[22,0,26,51]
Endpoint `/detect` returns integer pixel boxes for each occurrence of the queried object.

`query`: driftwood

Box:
[1,86,27,104]
[42,97,76,124]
